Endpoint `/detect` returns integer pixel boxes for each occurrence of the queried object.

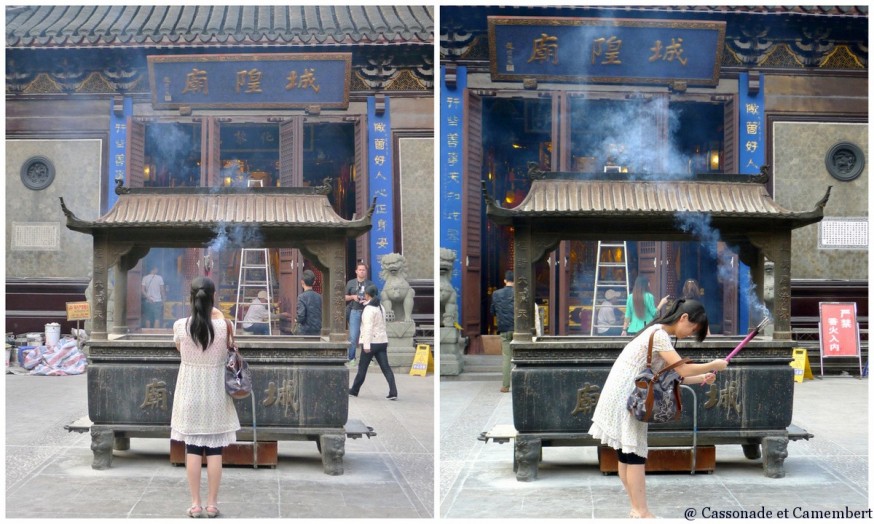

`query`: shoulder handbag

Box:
[224,319,253,399]
[626,330,690,424]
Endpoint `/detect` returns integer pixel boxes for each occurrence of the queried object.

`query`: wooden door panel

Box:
[719,242,739,335]
[462,90,483,351]
[279,119,306,316]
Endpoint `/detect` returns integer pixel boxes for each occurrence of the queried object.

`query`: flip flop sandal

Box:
[206,505,220,518]
[187,505,203,518]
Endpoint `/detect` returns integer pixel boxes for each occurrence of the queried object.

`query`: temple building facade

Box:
[6,5,434,335]
[439,6,867,353]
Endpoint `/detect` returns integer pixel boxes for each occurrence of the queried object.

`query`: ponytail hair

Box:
[648,298,709,343]
[187,276,216,351]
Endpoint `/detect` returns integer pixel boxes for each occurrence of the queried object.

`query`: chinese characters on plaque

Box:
[489,17,725,86]
[148,53,350,109]
[522,33,689,68]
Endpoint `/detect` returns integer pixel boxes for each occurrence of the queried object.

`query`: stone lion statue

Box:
[379,253,415,323]
[439,248,458,328]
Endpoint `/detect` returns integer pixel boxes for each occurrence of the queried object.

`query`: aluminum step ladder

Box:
[590,241,630,335]
[235,249,274,335]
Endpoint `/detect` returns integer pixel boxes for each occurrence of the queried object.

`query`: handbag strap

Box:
[644,331,657,366]
[645,329,691,381]
[251,392,258,468]
[225,317,258,467]
[224,318,235,349]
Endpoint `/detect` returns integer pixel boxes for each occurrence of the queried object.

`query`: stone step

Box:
[440,371,500,382]
[463,363,501,373]
[440,354,502,380]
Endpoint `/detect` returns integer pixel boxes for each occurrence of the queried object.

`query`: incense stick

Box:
[724,318,771,362]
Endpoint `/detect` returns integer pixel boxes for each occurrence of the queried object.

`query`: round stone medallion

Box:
[825,142,865,182]
[20,156,56,190]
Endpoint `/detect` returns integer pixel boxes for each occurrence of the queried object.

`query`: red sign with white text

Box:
[819,302,860,357]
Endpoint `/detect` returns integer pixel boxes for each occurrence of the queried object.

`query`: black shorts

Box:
[616,450,647,465]
[186,444,223,456]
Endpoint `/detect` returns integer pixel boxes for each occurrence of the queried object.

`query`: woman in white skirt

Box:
[588,299,727,518]
[172,276,241,518]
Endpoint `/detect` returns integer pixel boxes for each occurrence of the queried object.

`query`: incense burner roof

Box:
[484,175,829,236]
[61,186,373,245]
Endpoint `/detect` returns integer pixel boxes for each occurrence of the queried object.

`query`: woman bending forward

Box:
[589,299,727,518]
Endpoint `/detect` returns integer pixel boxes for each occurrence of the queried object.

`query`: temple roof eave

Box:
[483,179,830,233]
[6,6,434,49]
[60,193,373,243]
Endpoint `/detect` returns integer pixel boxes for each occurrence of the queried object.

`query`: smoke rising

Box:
[674,212,771,323]
[207,223,264,252]
[146,124,191,164]
[568,93,771,328]
[674,213,732,281]
[569,96,702,179]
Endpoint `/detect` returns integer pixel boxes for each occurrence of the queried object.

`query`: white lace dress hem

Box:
[171,429,238,448]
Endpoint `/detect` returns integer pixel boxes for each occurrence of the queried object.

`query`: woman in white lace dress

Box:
[171,276,240,518]
[589,299,727,518]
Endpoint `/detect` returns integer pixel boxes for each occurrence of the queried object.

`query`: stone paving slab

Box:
[6,368,434,519]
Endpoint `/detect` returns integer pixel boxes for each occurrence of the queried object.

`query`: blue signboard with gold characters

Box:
[488,17,725,87]
[147,53,350,109]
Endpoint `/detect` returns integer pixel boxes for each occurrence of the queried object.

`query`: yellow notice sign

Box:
[409,344,433,376]
[790,348,814,383]
[66,301,91,321]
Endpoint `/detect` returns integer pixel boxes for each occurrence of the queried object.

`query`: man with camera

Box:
[344,261,375,368]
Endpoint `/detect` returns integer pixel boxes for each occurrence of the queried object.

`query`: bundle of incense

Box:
[724,317,771,362]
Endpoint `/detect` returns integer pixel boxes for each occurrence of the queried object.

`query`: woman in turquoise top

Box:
[621,276,668,335]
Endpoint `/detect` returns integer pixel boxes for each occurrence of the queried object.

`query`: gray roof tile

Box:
[65,191,365,229]
[7,5,433,48]
[501,179,806,217]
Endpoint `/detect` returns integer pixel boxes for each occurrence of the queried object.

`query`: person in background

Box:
[242,290,270,335]
[677,279,711,335]
[589,299,727,518]
[171,276,240,519]
[622,276,668,336]
[680,279,701,301]
[597,289,623,336]
[295,270,322,336]
[344,262,375,369]
[142,266,166,328]
[348,284,398,400]
[490,271,515,393]
[663,278,704,313]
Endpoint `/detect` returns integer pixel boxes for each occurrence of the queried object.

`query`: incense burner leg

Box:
[90,426,115,470]
[319,434,345,476]
[742,443,761,460]
[515,435,541,482]
[114,436,130,451]
[762,436,788,478]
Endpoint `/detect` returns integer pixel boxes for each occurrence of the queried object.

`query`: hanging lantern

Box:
[708,142,721,171]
